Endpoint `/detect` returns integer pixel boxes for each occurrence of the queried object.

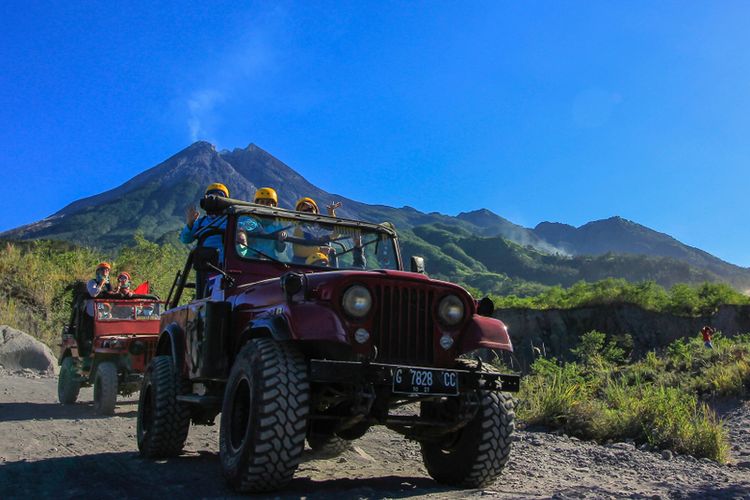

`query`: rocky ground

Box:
[0,371,749,499]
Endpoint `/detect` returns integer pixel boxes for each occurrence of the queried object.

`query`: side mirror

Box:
[193,247,219,272]
[477,297,495,317]
[410,256,425,274]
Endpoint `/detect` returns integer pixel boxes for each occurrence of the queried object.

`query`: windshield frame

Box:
[228,204,402,271]
[92,299,165,321]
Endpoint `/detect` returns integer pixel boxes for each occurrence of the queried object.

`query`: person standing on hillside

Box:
[701,325,715,349]
[181,183,230,263]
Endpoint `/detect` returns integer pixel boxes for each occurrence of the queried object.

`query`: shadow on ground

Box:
[0,402,138,422]
[0,451,452,500]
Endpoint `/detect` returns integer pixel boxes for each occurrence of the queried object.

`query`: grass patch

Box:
[514,330,746,462]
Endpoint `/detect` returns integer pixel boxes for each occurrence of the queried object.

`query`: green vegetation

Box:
[405,222,749,292]
[515,330,750,462]
[489,278,750,316]
[0,235,187,348]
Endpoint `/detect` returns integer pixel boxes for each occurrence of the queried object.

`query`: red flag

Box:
[133,281,150,295]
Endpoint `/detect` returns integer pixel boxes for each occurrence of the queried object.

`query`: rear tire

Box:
[137,355,190,457]
[57,357,80,404]
[93,362,118,415]
[420,391,515,488]
[220,339,309,493]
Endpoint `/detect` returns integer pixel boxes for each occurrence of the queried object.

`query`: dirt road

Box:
[1,373,749,499]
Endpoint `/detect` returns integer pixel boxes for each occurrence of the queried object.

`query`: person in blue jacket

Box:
[237,187,288,259]
[181,183,230,262]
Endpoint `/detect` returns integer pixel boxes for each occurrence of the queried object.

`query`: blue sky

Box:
[1,2,748,266]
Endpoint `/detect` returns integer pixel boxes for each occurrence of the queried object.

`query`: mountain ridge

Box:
[3,141,748,291]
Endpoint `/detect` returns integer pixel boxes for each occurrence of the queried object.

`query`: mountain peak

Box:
[187,140,216,152]
[579,216,642,232]
[456,208,509,224]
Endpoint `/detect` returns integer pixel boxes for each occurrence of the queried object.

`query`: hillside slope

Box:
[3,141,749,290]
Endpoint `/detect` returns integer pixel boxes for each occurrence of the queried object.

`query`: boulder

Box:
[0,325,57,375]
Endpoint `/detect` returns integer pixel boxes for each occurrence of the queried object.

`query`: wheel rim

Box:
[229,377,251,451]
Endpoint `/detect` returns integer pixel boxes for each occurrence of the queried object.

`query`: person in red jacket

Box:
[700,326,715,349]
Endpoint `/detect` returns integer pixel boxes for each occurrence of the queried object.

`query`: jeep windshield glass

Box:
[234,214,399,270]
[95,302,162,320]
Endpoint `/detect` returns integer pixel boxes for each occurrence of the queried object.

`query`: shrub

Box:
[517,358,589,427]
[516,333,747,462]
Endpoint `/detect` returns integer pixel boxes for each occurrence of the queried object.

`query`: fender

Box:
[244,316,291,342]
[459,315,513,353]
[59,337,79,363]
[157,322,186,371]
[287,303,348,344]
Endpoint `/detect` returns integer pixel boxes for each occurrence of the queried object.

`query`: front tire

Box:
[93,362,118,415]
[58,357,80,404]
[137,355,190,457]
[220,339,309,493]
[420,391,515,488]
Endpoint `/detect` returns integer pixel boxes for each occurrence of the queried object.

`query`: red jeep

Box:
[137,197,519,492]
[58,289,164,414]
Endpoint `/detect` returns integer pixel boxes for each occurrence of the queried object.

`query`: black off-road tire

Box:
[307,433,352,459]
[58,357,80,404]
[220,339,309,493]
[93,362,118,415]
[137,355,190,457]
[420,391,515,488]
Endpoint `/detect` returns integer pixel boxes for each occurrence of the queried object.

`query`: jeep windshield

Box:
[234,213,399,270]
[95,301,163,321]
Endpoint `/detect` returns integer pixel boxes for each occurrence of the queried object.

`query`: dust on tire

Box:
[420,391,515,488]
[137,355,190,457]
[57,357,80,404]
[219,338,310,493]
[93,361,118,415]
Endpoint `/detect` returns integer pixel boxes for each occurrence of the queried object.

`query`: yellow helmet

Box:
[305,252,329,266]
[295,197,319,213]
[205,182,229,197]
[254,187,278,205]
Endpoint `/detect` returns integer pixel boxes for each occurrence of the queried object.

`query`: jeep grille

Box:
[372,285,435,365]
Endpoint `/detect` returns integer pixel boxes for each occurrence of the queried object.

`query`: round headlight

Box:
[438,295,465,326]
[129,340,146,355]
[342,285,372,318]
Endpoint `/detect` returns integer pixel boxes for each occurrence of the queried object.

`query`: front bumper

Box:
[309,359,520,393]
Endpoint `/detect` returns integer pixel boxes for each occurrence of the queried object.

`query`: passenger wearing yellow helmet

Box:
[253,187,278,207]
[305,252,329,267]
[181,183,230,263]
[292,198,351,265]
[237,187,288,258]
[295,197,341,216]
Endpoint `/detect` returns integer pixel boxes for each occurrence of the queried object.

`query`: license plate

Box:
[392,367,459,396]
